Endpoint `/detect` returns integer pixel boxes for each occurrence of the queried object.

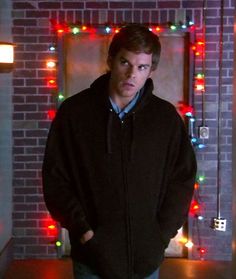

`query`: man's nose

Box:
[126,66,136,78]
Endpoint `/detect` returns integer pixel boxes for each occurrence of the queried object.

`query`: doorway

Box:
[61,31,190,258]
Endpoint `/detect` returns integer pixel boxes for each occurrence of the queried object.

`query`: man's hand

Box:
[80,230,94,244]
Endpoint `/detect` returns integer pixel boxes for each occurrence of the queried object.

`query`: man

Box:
[42,24,197,279]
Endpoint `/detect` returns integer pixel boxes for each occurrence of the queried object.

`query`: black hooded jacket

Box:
[42,73,197,279]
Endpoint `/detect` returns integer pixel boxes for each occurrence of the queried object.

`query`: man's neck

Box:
[109,94,134,110]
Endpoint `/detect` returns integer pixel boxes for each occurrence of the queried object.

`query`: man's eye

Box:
[120,60,129,65]
[139,65,147,71]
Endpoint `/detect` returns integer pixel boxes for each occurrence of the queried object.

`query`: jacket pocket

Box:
[133,220,166,276]
[82,226,127,279]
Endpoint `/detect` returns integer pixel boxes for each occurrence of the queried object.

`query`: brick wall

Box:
[11,0,234,260]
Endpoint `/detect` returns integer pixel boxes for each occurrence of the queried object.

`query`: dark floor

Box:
[3,258,232,279]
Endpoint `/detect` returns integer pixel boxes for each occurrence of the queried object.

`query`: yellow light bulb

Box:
[185,240,194,249]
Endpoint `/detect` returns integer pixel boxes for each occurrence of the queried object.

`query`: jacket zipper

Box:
[121,119,133,279]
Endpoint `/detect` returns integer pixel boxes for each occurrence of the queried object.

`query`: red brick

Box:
[59,10,65,22]
[42,89,58,98]
[66,10,74,22]
[25,61,46,69]
[110,1,132,9]
[86,1,108,9]
[13,19,37,26]
[169,10,176,22]
[38,2,61,9]
[38,138,47,146]
[12,179,25,187]
[15,237,37,245]
[14,204,37,211]
[38,36,54,43]
[183,1,205,8]
[26,130,48,137]
[26,179,42,186]
[13,2,36,9]
[62,2,84,9]
[25,44,49,51]
[38,104,54,111]
[124,11,132,22]
[134,10,141,23]
[12,27,25,35]
[25,27,49,35]
[26,96,48,103]
[25,162,42,169]
[160,10,167,22]
[75,11,83,22]
[13,113,24,121]
[134,1,156,9]
[26,11,50,18]
[14,70,36,78]
[27,212,48,219]
[92,10,99,24]
[25,112,46,120]
[13,36,37,43]
[25,246,47,254]
[14,138,37,145]
[14,87,37,94]
[47,246,57,254]
[84,10,91,24]
[14,104,37,112]
[14,220,37,228]
[108,10,115,22]
[15,53,36,61]
[38,203,48,211]
[12,213,25,219]
[116,11,123,23]
[13,130,24,137]
[158,1,180,8]
[13,146,24,154]
[26,195,44,203]
[15,155,37,162]
[26,79,45,86]
[13,195,25,203]
[14,170,37,178]
[13,61,24,69]
[26,228,47,236]
[142,10,150,23]
[13,96,25,103]
[39,237,56,245]
[13,79,24,86]
[25,147,45,154]
[38,120,54,129]
[207,0,221,8]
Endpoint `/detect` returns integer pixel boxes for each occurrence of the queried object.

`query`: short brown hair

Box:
[108,23,161,71]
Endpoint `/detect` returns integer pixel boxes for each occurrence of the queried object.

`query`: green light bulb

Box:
[56,241,62,247]
[58,94,65,101]
[198,175,205,182]
[72,27,80,35]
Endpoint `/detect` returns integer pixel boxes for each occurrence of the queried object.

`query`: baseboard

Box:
[0,238,14,278]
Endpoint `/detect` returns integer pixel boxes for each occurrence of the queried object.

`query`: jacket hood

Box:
[90,72,155,160]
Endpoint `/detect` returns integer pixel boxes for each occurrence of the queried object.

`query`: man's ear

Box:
[148,70,153,78]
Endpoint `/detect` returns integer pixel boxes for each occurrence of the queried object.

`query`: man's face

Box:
[107,48,153,101]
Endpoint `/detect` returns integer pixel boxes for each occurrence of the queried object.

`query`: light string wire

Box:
[201,0,207,126]
[217,0,225,219]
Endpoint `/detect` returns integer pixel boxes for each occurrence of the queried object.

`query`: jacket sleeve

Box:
[158,112,197,245]
[42,102,91,238]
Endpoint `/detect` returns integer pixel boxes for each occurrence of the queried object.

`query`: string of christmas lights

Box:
[45,20,207,258]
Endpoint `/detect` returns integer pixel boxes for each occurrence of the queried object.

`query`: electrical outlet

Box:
[199,126,209,139]
[212,217,227,232]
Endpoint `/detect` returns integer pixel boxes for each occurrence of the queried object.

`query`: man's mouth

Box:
[123,81,135,88]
